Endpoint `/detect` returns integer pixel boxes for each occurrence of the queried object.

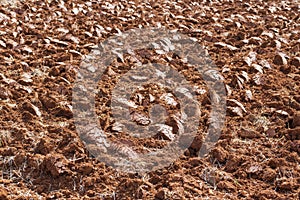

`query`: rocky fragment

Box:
[244,51,257,66]
[245,90,253,101]
[273,53,287,65]
[22,102,42,117]
[228,106,244,117]
[238,128,262,139]
[130,111,151,126]
[214,42,238,51]
[228,99,247,113]
[156,124,174,141]
[18,73,33,85]
[247,164,262,174]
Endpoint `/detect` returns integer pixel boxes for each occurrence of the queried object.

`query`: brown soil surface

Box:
[0,0,299,199]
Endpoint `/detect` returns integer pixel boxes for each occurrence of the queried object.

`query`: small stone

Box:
[273,53,287,65]
[22,102,41,117]
[245,90,253,101]
[130,111,151,126]
[18,73,33,85]
[247,165,262,174]
[266,128,276,137]
[238,128,262,139]
[156,124,174,141]
[111,122,123,133]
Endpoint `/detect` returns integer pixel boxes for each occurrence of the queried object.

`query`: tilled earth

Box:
[0,0,299,199]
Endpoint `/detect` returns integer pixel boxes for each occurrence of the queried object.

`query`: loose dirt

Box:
[0,0,299,199]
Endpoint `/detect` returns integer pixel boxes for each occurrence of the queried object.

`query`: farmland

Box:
[0,0,299,199]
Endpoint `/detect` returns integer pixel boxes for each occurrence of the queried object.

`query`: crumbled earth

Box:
[0,0,299,199]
